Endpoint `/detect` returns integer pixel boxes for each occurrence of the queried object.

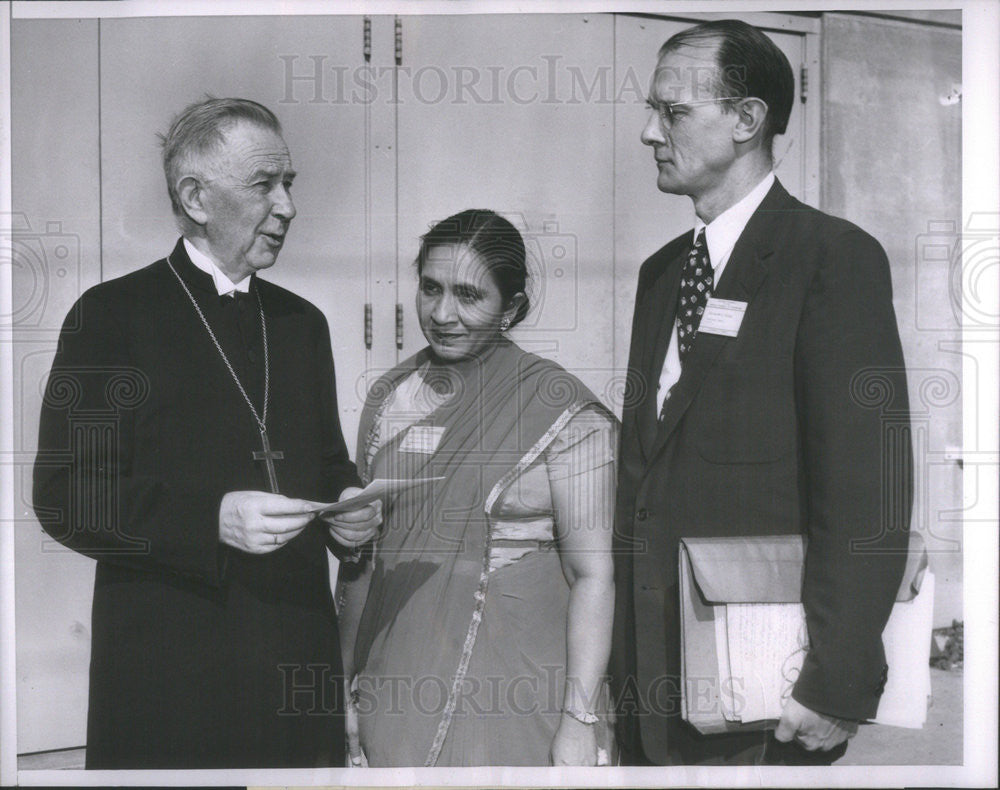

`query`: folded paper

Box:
[679,533,932,733]
[309,477,444,515]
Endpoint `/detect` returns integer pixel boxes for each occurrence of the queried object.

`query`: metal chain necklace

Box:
[166,254,283,493]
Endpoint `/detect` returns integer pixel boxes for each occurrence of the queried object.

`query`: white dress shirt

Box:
[655,172,775,417]
[183,238,252,297]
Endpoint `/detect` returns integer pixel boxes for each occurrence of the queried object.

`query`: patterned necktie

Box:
[676,227,713,361]
[659,228,712,423]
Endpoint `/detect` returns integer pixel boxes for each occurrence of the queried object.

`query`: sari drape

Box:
[353,338,613,766]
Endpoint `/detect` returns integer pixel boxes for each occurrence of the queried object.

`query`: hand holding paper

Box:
[316,478,443,550]
[323,487,382,550]
[219,491,317,554]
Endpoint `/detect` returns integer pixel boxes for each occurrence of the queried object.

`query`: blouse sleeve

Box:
[543,405,619,538]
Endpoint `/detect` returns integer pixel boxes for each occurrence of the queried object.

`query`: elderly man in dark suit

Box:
[611,20,912,766]
[33,97,380,769]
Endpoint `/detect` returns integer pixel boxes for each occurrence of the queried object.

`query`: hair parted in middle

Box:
[417,209,532,329]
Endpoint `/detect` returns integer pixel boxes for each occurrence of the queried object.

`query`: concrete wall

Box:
[821,12,963,627]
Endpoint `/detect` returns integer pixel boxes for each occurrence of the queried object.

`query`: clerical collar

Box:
[694,171,775,273]
[183,238,252,297]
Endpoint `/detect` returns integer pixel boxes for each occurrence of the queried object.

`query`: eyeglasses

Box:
[645,97,747,127]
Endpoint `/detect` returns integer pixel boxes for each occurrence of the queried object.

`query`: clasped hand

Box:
[219,488,381,554]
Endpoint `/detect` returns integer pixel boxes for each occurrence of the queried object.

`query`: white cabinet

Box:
[10,11,817,756]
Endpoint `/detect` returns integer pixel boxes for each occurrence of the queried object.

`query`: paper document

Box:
[714,608,738,720]
[873,571,934,728]
[714,592,930,727]
[724,602,809,723]
[679,535,933,733]
[309,477,444,515]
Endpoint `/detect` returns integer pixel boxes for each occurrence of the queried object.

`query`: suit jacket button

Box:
[876,663,889,694]
[637,508,648,521]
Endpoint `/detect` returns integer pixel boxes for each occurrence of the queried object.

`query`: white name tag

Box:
[699,298,748,337]
[398,425,446,455]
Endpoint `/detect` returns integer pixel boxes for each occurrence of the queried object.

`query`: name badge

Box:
[699,297,748,337]
[398,425,446,455]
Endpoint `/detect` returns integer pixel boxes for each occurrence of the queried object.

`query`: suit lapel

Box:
[636,248,685,459]
[646,180,789,462]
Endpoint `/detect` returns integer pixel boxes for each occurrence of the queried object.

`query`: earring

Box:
[499,316,511,332]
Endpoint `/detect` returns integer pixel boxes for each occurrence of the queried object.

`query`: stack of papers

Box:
[679,535,933,733]
[714,602,810,723]
[711,581,934,727]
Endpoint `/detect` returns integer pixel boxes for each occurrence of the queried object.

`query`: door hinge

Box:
[394,16,403,66]
[363,16,372,63]
[364,303,373,349]
[395,304,404,350]
[800,65,808,103]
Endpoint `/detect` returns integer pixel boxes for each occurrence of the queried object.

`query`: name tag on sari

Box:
[398,425,446,455]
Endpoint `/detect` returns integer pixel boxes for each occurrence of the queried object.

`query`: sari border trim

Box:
[360,394,389,485]
[423,399,591,766]
[483,399,591,514]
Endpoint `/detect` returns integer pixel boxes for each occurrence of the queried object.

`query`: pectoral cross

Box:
[252,428,284,494]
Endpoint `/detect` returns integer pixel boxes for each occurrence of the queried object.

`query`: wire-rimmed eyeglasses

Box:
[645,97,748,127]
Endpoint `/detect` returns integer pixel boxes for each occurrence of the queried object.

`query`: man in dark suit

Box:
[33,98,380,768]
[611,20,912,766]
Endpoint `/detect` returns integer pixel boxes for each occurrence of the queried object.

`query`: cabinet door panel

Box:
[14,17,372,755]
[394,14,620,408]
[11,18,102,755]
[100,15,370,444]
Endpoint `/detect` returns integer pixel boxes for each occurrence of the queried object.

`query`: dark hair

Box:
[159,97,283,217]
[416,209,531,328]
[659,19,794,146]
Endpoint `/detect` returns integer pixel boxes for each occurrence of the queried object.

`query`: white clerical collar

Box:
[694,171,775,273]
[183,238,252,296]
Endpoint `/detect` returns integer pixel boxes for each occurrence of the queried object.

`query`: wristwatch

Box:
[563,707,599,725]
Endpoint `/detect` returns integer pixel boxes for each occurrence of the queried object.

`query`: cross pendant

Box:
[252,428,284,494]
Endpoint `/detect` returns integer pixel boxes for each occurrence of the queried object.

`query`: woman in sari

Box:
[338,209,617,767]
